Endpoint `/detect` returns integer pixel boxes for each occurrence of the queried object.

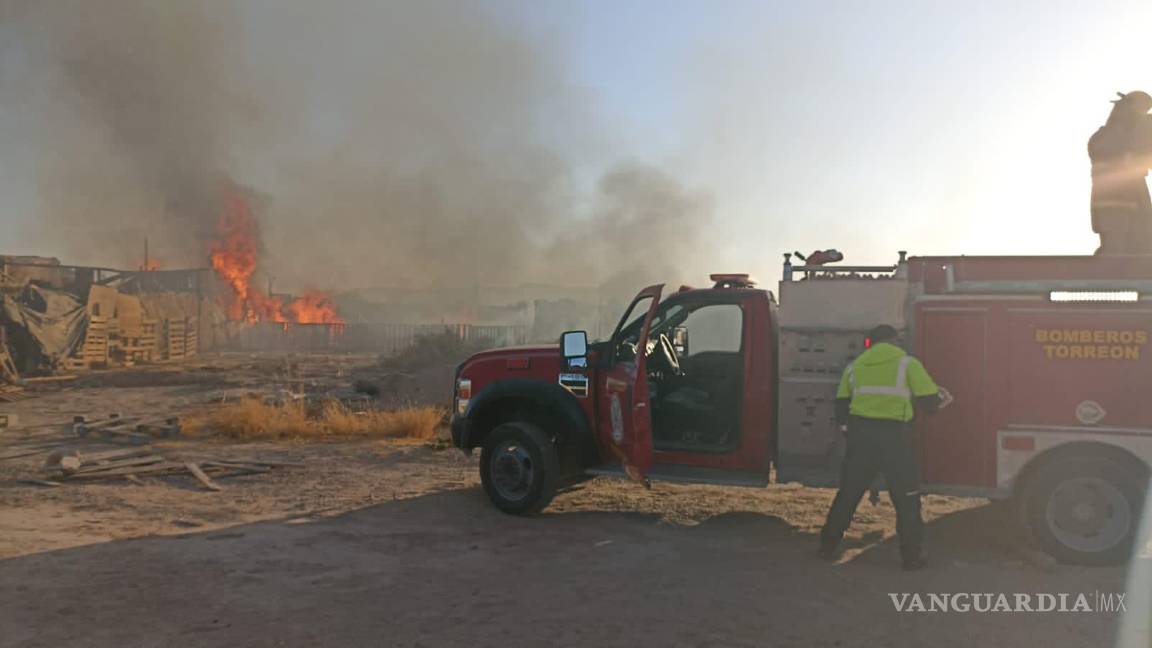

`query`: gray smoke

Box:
[3,1,259,267]
[2,1,712,306]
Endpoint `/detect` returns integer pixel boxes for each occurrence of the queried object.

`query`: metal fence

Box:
[221,322,529,355]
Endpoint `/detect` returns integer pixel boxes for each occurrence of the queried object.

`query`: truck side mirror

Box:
[560,330,588,370]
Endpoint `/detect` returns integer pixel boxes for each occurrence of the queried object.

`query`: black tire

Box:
[479,422,559,515]
[1023,454,1147,566]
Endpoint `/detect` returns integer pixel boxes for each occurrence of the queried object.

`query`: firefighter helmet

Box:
[1112,90,1152,112]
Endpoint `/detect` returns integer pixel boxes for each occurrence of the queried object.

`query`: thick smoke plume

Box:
[4,1,256,268]
[3,1,712,312]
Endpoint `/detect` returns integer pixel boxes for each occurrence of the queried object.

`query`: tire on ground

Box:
[479,421,560,515]
[1023,454,1147,566]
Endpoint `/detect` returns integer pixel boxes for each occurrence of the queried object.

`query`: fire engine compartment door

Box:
[600,284,663,481]
[774,328,868,486]
[916,307,991,487]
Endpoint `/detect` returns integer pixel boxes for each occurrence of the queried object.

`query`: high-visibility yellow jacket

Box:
[836,342,939,423]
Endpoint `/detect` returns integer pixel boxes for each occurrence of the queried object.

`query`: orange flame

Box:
[139,258,161,271]
[209,190,344,326]
[285,290,342,325]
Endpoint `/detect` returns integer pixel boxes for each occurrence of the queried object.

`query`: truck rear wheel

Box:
[480,422,559,515]
[1023,455,1146,566]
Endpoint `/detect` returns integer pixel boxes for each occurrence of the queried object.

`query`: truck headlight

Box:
[455,378,471,415]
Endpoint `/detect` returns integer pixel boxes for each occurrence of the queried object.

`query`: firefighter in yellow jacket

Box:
[818,325,946,570]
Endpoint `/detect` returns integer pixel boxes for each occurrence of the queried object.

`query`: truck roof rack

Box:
[710,274,758,289]
[782,251,908,281]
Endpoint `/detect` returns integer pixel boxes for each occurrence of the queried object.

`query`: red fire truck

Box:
[450,253,1151,565]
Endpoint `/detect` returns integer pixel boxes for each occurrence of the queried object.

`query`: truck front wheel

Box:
[1023,454,1146,566]
[480,422,560,515]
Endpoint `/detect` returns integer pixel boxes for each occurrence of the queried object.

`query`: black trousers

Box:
[819,417,923,561]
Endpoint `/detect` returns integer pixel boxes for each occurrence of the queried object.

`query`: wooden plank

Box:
[202,461,272,473]
[214,458,304,468]
[124,474,145,486]
[66,462,184,479]
[185,462,222,491]
[0,448,50,461]
[75,455,165,474]
[78,447,153,464]
[20,479,62,487]
[21,375,78,383]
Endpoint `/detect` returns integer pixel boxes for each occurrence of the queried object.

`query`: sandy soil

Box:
[0,359,1135,647]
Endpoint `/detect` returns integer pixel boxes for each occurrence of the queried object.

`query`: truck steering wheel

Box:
[647,332,683,376]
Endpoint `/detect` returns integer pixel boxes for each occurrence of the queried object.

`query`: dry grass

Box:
[187,398,445,442]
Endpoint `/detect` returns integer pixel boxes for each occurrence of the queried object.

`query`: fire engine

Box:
[450,252,1152,566]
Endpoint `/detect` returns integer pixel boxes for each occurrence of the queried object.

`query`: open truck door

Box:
[599,284,664,482]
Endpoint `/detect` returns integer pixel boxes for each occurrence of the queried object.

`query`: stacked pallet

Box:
[160,316,199,361]
[184,316,199,358]
[62,317,110,371]
[163,318,187,361]
[115,317,159,364]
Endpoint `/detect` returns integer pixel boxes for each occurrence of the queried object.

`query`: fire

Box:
[209,189,344,326]
[139,258,161,271]
[284,291,342,324]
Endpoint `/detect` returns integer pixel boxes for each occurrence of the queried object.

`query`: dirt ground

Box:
[0,355,1136,647]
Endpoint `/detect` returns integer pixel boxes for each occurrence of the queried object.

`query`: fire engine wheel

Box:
[480,422,559,516]
[1024,455,1146,566]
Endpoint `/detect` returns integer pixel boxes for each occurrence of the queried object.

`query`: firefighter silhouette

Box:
[1089,91,1152,255]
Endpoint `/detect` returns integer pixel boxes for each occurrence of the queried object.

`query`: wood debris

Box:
[20,479,62,488]
[72,413,181,443]
[185,463,222,491]
[37,439,301,490]
[0,385,31,403]
[3,414,304,490]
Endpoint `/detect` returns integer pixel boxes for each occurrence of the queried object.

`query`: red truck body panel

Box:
[909,255,1152,491]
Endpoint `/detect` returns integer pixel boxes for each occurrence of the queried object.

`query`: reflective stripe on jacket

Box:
[836,342,939,423]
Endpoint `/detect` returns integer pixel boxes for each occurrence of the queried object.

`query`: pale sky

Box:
[2,0,1151,287]
[519,0,1152,279]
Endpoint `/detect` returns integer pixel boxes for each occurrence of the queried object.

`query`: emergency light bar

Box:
[1048,290,1139,303]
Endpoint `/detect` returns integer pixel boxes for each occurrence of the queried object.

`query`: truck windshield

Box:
[616,301,686,344]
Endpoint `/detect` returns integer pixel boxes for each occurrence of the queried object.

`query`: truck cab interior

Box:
[614,296,746,454]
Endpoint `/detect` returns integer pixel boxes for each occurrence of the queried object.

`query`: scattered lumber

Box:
[201,461,273,478]
[26,419,304,487]
[74,455,165,474]
[202,460,273,472]
[77,447,154,464]
[20,479,61,488]
[65,462,185,480]
[185,463,222,492]
[72,414,180,441]
[22,375,78,384]
[0,387,31,403]
[0,448,51,461]
[218,458,304,468]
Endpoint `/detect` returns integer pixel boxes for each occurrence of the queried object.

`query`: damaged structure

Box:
[0,256,227,378]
